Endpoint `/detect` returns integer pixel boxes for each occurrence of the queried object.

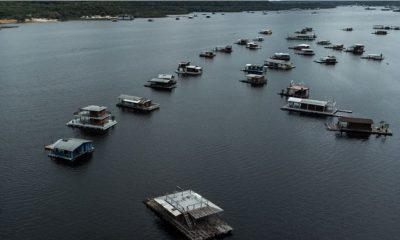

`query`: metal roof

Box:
[288,97,328,106]
[154,190,223,218]
[80,105,107,112]
[49,138,92,152]
[149,78,172,83]
[118,94,148,103]
[338,116,373,124]
[158,74,174,80]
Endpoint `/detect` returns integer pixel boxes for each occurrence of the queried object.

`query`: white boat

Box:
[314,56,337,65]
[281,97,338,116]
[235,38,249,45]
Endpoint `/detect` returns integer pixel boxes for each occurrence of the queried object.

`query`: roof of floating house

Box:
[80,105,107,112]
[118,94,149,103]
[154,190,223,219]
[288,97,329,107]
[149,78,173,84]
[338,116,373,124]
[47,138,92,152]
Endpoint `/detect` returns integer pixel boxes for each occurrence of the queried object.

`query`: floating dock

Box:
[144,189,233,240]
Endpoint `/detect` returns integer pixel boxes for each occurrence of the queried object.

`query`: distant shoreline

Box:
[1,1,399,24]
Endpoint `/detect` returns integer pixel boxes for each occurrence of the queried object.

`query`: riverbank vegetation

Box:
[1,1,399,22]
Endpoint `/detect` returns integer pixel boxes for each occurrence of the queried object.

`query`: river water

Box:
[1,6,399,240]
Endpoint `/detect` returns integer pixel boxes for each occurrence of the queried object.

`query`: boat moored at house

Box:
[345,44,365,55]
[271,53,290,61]
[278,82,309,98]
[326,117,392,136]
[361,53,384,61]
[246,42,260,50]
[116,94,160,112]
[214,45,232,53]
[242,64,266,75]
[264,59,295,70]
[144,189,233,240]
[199,51,216,58]
[45,138,94,161]
[296,48,315,56]
[175,62,203,75]
[281,97,340,116]
[289,44,310,50]
[314,55,338,65]
[240,74,267,86]
[66,105,117,131]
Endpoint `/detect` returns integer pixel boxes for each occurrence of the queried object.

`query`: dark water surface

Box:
[1,6,400,240]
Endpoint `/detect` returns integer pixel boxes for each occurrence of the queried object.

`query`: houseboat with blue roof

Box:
[45,138,94,161]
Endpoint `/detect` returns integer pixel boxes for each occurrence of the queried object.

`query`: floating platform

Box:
[144,190,233,240]
[326,124,393,136]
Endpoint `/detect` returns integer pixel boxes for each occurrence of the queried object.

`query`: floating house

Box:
[296,48,315,56]
[289,44,310,50]
[116,94,160,112]
[176,62,203,75]
[242,64,266,75]
[317,40,331,45]
[345,44,365,55]
[259,29,272,35]
[279,82,309,98]
[373,30,388,35]
[235,38,249,45]
[343,27,353,31]
[361,53,384,61]
[286,34,316,41]
[246,42,260,50]
[314,56,338,65]
[281,97,339,116]
[45,138,94,161]
[325,44,344,51]
[327,117,392,136]
[271,53,290,61]
[264,59,295,70]
[214,45,232,53]
[199,51,216,58]
[240,74,267,86]
[144,189,233,240]
[66,105,117,131]
[145,74,177,90]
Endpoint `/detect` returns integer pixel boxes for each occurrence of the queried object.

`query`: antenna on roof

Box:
[176,185,183,191]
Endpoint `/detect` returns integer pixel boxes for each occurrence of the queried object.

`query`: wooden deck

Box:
[144,198,233,240]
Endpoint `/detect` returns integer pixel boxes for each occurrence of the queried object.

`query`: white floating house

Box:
[145,189,233,240]
[281,97,338,116]
[66,105,117,131]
